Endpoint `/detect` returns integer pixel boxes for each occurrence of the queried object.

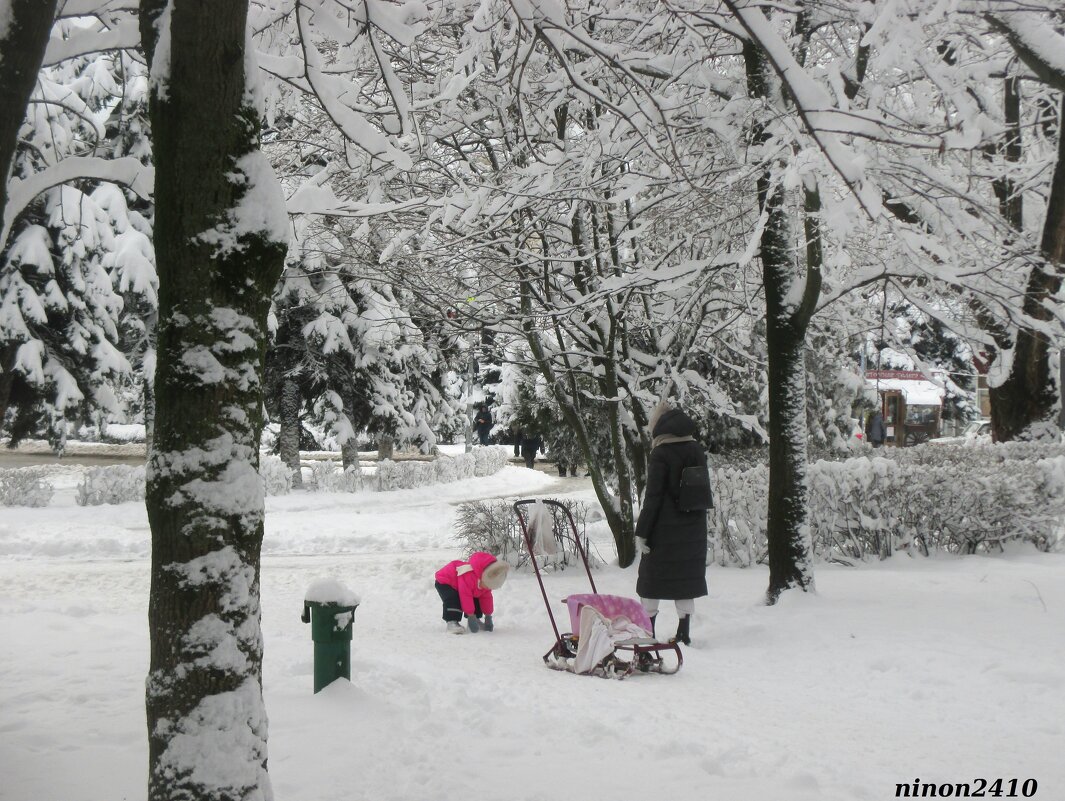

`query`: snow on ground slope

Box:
[0,465,1063,801]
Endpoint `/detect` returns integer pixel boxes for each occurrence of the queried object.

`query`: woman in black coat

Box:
[634,403,709,645]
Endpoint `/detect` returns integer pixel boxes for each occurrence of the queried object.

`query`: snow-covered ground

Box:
[1,461,1063,801]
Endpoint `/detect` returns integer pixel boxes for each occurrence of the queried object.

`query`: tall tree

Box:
[141,1,288,799]
[736,28,818,603]
[0,0,59,433]
[0,0,58,226]
[984,11,1065,440]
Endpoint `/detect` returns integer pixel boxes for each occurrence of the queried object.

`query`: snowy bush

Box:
[452,453,476,480]
[0,468,55,507]
[710,443,1065,564]
[473,446,509,476]
[710,465,768,567]
[76,465,145,506]
[259,455,293,496]
[433,456,458,484]
[453,498,601,570]
[375,451,507,492]
[306,461,363,493]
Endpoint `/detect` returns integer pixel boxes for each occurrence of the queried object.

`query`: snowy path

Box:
[1,466,1063,801]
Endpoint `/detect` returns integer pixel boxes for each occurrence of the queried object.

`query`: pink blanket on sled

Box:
[564,593,654,635]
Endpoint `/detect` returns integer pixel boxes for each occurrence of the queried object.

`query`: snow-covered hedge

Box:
[375,448,508,491]
[307,461,363,492]
[711,445,1065,565]
[76,465,145,506]
[0,468,55,507]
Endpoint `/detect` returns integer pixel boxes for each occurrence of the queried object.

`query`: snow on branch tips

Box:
[1,156,154,254]
[981,6,1065,90]
[265,0,424,171]
[723,0,884,220]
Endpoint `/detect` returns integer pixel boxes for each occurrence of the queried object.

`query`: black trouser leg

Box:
[435,582,462,622]
[524,455,535,469]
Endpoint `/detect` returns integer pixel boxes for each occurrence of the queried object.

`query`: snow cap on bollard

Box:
[304,577,361,607]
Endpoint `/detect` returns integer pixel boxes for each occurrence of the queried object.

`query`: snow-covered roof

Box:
[868,378,945,406]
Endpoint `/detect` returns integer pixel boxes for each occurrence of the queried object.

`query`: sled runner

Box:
[513,499,682,679]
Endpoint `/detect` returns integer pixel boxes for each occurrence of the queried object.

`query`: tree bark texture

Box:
[143,2,287,800]
[279,378,302,488]
[0,0,58,244]
[745,39,816,604]
[761,181,817,603]
[990,96,1065,441]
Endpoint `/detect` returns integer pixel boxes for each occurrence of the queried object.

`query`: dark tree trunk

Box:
[990,96,1065,441]
[340,392,359,469]
[761,181,818,603]
[279,378,302,488]
[142,2,287,800]
[0,342,18,432]
[0,0,58,236]
[0,0,58,436]
[143,374,155,454]
[744,39,817,604]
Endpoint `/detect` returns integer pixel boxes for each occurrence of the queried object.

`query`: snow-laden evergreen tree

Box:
[1,33,153,447]
[266,214,461,478]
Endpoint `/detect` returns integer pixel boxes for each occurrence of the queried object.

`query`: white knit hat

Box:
[480,560,510,590]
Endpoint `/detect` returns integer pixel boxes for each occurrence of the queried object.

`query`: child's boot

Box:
[484,614,494,632]
[446,621,465,634]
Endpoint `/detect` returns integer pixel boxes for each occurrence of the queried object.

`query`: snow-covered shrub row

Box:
[711,448,1065,564]
[452,498,600,570]
[472,446,509,477]
[69,457,296,505]
[374,448,508,491]
[76,465,145,506]
[259,455,293,496]
[888,442,1065,466]
[709,465,768,567]
[0,468,55,507]
[306,461,363,493]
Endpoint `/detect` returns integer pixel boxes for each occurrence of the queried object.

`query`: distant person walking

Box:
[514,430,543,470]
[474,404,493,446]
[634,401,710,646]
[866,410,886,448]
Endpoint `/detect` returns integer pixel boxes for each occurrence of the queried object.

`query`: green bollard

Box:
[301,599,358,693]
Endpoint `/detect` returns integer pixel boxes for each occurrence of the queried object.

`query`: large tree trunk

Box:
[0,0,58,239]
[142,2,288,800]
[279,377,302,488]
[0,1,58,437]
[744,39,817,604]
[761,183,817,603]
[990,96,1065,441]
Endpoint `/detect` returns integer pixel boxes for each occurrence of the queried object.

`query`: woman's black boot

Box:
[671,614,691,646]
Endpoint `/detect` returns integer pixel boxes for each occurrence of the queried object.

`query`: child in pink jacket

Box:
[434,551,510,634]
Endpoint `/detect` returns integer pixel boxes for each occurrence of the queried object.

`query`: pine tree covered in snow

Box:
[0,40,154,449]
